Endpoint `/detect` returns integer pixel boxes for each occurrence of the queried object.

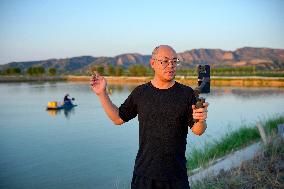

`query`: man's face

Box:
[151,47,178,82]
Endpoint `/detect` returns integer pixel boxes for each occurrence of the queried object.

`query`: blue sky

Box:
[0,0,283,64]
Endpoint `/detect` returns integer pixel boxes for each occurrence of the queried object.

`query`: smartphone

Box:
[197,65,210,93]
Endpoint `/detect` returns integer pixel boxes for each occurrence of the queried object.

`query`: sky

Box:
[0,0,284,64]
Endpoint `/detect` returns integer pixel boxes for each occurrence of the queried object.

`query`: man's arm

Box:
[97,91,125,125]
[191,102,209,136]
[90,73,125,125]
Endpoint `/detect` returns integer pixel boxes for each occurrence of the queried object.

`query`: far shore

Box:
[0,75,284,87]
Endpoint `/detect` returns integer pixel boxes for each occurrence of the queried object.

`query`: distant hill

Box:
[1,47,283,74]
[178,47,284,69]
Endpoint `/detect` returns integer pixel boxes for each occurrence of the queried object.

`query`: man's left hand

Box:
[192,102,209,122]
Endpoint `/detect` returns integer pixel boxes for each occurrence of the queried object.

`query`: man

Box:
[64,94,71,103]
[90,45,208,189]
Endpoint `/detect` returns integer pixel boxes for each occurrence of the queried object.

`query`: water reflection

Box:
[107,83,284,98]
[46,107,76,119]
[230,88,284,98]
[208,87,284,98]
[108,84,137,94]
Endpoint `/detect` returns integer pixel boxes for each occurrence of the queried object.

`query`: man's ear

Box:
[150,59,155,69]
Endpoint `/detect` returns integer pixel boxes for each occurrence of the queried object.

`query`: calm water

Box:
[0,82,284,189]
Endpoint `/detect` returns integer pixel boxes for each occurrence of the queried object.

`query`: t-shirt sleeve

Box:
[118,90,138,122]
[188,89,197,128]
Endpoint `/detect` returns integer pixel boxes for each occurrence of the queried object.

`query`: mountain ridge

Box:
[1,47,284,73]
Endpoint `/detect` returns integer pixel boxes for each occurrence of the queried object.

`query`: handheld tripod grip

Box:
[196,97,205,109]
[194,97,206,123]
[191,65,209,135]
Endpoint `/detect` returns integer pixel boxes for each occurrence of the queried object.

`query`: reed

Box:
[190,135,284,189]
[187,115,284,171]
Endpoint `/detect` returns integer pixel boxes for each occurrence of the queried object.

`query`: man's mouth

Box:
[165,70,175,75]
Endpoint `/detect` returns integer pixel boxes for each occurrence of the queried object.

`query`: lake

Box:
[0,81,284,189]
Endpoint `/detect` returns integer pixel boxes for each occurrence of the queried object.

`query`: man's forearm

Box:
[98,92,124,125]
[191,120,207,136]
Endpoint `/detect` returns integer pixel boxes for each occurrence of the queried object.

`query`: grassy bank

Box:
[65,75,284,88]
[187,115,284,172]
[177,76,284,87]
[0,75,66,82]
[190,135,284,189]
[0,75,284,87]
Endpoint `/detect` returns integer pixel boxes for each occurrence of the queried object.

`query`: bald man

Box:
[91,45,208,189]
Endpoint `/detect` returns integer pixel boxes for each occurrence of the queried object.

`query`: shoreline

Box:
[0,75,284,87]
[190,135,284,188]
[187,115,284,187]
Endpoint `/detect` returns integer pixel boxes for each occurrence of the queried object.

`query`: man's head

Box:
[150,45,179,82]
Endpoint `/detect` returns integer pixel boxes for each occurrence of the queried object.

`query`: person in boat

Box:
[63,94,72,105]
[90,45,208,189]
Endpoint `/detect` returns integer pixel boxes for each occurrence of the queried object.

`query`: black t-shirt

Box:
[119,81,196,181]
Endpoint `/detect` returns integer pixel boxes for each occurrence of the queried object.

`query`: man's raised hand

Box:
[90,72,107,96]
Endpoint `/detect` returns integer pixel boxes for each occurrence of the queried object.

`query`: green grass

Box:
[187,115,284,171]
[190,135,284,189]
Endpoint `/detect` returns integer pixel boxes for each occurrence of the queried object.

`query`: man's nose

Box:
[167,61,175,68]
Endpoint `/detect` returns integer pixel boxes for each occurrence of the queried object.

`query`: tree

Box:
[115,66,124,76]
[37,66,45,75]
[136,65,148,76]
[128,65,138,76]
[107,65,115,76]
[48,68,57,76]
[97,66,105,75]
[26,66,45,76]
[128,65,149,76]
[15,67,21,74]
[91,66,105,75]
[4,67,21,75]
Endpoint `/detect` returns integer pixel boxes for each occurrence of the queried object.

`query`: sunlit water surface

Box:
[0,82,283,189]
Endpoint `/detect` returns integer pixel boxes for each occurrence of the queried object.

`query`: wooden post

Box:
[278,124,284,139]
[256,122,267,145]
